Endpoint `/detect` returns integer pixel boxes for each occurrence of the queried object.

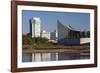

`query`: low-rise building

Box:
[40,30,50,39]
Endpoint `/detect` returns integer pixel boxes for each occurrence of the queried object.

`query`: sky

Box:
[22,10,90,34]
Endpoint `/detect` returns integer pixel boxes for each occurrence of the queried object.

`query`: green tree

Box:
[22,34,32,45]
[32,37,49,44]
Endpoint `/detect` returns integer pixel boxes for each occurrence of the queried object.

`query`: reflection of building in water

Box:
[22,51,90,62]
[30,17,41,37]
[23,19,90,62]
[57,20,90,45]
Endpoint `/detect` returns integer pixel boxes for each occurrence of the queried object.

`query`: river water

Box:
[22,52,90,62]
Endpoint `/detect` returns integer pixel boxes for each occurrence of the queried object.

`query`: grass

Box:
[23,43,59,49]
[23,42,90,49]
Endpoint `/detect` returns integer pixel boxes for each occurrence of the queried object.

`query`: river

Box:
[22,52,90,62]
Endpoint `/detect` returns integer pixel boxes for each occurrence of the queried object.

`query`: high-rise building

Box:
[30,17,41,37]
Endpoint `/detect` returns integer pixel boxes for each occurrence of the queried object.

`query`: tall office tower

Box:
[30,17,41,37]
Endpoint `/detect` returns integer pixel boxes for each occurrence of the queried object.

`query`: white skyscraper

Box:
[30,17,41,37]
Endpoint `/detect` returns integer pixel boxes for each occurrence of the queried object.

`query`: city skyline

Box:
[22,10,90,34]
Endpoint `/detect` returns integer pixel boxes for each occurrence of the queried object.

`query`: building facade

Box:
[57,20,90,45]
[30,17,41,37]
[40,30,51,39]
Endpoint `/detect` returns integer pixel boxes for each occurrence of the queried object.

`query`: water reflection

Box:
[22,52,90,62]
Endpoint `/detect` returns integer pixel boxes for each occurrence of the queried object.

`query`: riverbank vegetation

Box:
[22,34,58,49]
[22,34,90,49]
